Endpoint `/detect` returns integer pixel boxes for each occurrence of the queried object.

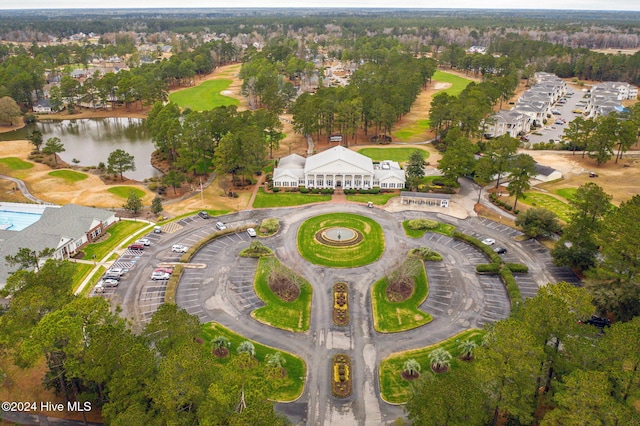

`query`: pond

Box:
[0,118,160,181]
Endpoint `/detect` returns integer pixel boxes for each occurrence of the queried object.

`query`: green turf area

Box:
[201,322,306,402]
[252,257,312,332]
[393,119,431,141]
[107,186,146,199]
[379,329,484,403]
[520,192,575,222]
[252,188,331,208]
[169,79,239,111]
[48,169,88,182]
[78,266,106,297]
[81,220,147,261]
[0,157,33,170]
[432,70,473,97]
[345,192,398,205]
[297,213,384,268]
[72,262,94,293]
[402,220,456,238]
[356,147,429,163]
[554,187,577,202]
[371,257,432,333]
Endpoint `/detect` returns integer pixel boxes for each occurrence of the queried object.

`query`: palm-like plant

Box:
[237,340,256,357]
[458,339,478,360]
[402,359,421,376]
[266,351,287,368]
[429,348,452,371]
[212,335,231,351]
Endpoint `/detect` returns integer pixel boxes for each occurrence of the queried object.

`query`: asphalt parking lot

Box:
[525,89,586,146]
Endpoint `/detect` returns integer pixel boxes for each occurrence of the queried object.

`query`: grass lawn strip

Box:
[0,157,33,170]
[402,220,456,238]
[71,262,94,293]
[253,187,331,208]
[169,79,239,111]
[379,329,484,403]
[78,266,106,297]
[371,257,432,333]
[297,213,384,268]
[520,191,574,222]
[81,220,147,261]
[554,187,577,202]
[107,186,146,199]
[356,147,429,163]
[252,257,312,332]
[345,192,398,205]
[48,169,88,182]
[432,70,473,97]
[201,322,306,402]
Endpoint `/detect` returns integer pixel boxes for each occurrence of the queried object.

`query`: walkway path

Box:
[0,174,47,204]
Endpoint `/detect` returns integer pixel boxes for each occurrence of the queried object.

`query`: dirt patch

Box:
[401,371,420,381]
[386,276,415,302]
[268,272,300,302]
[213,347,229,358]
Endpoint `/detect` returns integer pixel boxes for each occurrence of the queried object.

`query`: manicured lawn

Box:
[48,169,88,182]
[345,192,398,205]
[78,266,105,297]
[169,79,239,111]
[0,157,33,170]
[520,192,575,222]
[252,257,312,332]
[71,262,94,293]
[356,147,429,163]
[201,322,306,402]
[393,119,431,141]
[379,329,484,403]
[297,213,385,268]
[432,70,473,97]
[371,257,431,333]
[402,220,456,238]
[81,220,147,261]
[107,186,146,199]
[253,188,331,208]
[554,187,577,202]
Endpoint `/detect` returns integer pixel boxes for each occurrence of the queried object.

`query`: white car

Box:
[151,271,170,280]
[246,228,257,237]
[106,267,125,276]
[171,244,188,253]
[136,238,151,246]
[481,238,496,246]
[100,278,120,287]
[216,221,227,231]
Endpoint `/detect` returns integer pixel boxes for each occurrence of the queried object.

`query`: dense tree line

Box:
[0,261,288,425]
[406,282,640,425]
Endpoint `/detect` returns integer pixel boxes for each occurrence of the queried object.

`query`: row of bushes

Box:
[406,218,439,231]
[164,264,185,304]
[489,193,520,215]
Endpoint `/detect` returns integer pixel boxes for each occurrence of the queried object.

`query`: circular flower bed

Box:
[333,282,349,326]
[332,354,352,398]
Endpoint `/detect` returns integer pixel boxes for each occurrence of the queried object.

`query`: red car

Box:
[128,243,144,251]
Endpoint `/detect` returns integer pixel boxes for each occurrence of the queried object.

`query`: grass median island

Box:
[253,187,331,208]
[48,169,88,183]
[201,322,306,402]
[0,157,33,171]
[379,329,484,403]
[345,192,398,205]
[297,213,384,268]
[252,257,312,332]
[107,186,146,199]
[81,220,148,260]
[356,147,429,163]
[169,79,239,111]
[371,256,432,333]
[403,218,456,238]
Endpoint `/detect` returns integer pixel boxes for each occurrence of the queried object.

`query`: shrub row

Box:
[505,263,529,273]
[500,266,522,308]
[453,231,502,264]
[406,218,439,231]
[164,264,184,304]
[476,263,500,273]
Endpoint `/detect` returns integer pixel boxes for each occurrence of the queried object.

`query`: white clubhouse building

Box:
[273,146,406,190]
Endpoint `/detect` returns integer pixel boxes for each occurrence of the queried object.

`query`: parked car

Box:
[151,271,170,280]
[551,109,561,115]
[100,278,120,287]
[198,211,209,219]
[579,315,610,329]
[493,247,507,254]
[481,238,495,246]
[136,238,151,246]
[520,136,530,142]
[572,109,583,114]
[128,243,144,251]
[154,226,162,234]
[589,171,599,178]
[154,267,174,274]
[102,272,121,281]
[246,228,257,237]
[171,244,188,253]
[106,267,125,277]
[215,221,227,230]
[555,120,564,125]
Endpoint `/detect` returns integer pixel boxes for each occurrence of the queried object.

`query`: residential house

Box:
[273,145,405,190]
[33,99,52,114]
[484,110,531,139]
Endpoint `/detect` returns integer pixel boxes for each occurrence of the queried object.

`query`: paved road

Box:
[0,174,47,204]
[98,202,579,425]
